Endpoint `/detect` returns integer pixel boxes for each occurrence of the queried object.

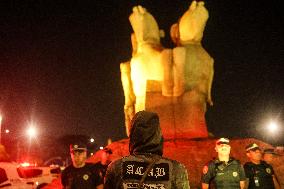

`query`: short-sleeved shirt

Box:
[244,161,275,189]
[61,163,103,189]
[201,158,246,189]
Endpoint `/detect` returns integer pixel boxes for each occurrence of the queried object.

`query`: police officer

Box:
[201,138,246,189]
[61,142,103,189]
[244,143,280,189]
[263,148,280,164]
[94,147,113,179]
[104,111,190,189]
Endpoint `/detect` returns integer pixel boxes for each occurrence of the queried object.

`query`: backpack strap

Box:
[137,155,161,189]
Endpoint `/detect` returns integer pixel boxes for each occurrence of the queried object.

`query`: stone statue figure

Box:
[120,1,214,137]
[171,0,214,111]
[120,5,173,135]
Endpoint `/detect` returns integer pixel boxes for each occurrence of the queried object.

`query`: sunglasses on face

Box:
[71,150,86,154]
[248,148,261,152]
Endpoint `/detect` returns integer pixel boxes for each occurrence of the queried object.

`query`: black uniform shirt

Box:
[61,163,103,189]
[244,161,275,189]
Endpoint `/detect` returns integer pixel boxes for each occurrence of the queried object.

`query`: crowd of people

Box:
[60,110,282,189]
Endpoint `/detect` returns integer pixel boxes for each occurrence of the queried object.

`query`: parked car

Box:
[0,162,60,189]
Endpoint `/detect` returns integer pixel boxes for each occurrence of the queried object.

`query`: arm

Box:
[201,183,209,189]
[243,178,249,189]
[174,163,190,189]
[240,180,246,189]
[104,160,121,189]
[96,184,104,189]
[239,163,247,189]
[207,58,214,106]
[201,162,215,188]
[272,175,281,189]
[60,170,67,188]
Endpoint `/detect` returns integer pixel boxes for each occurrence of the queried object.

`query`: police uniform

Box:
[104,111,190,189]
[201,158,246,189]
[61,142,103,189]
[244,143,276,189]
[61,163,103,189]
[244,161,275,189]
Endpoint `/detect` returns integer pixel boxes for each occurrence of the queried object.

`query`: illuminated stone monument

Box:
[121,1,213,139]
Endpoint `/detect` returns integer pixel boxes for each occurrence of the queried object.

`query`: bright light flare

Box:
[90,138,95,143]
[21,162,31,167]
[27,127,37,138]
[267,121,278,133]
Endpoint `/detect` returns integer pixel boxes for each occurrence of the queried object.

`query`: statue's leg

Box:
[131,64,146,112]
[173,47,186,96]
[161,49,173,96]
[133,80,146,112]
[120,62,135,136]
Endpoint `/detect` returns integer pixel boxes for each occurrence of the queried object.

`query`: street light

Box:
[26,126,37,139]
[266,120,279,133]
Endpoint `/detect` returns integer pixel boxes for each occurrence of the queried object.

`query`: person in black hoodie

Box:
[104,110,190,189]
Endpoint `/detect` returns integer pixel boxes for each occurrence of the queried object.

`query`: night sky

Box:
[0,1,283,147]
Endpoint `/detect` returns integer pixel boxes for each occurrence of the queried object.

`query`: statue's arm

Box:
[120,62,136,136]
[207,58,214,106]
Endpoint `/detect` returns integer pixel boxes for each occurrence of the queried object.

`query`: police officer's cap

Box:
[70,142,87,153]
[216,138,230,145]
[245,143,260,152]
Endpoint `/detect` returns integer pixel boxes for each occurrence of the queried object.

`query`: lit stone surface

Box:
[121,1,213,138]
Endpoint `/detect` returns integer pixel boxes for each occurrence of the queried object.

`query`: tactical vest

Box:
[121,155,173,189]
[213,159,242,189]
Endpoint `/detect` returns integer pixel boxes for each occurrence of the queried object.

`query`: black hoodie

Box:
[129,111,163,156]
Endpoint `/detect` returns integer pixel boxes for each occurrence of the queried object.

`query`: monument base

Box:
[145,91,208,139]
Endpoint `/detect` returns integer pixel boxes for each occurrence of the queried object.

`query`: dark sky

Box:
[0,1,283,146]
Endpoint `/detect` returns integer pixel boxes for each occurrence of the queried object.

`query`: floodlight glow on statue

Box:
[121,1,214,137]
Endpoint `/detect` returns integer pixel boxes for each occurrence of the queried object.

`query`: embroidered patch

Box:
[232,171,238,177]
[83,174,89,180]
[123,182,166,189]
[266,168,271,174]
[203,166,208,174]
[122,161,169,181]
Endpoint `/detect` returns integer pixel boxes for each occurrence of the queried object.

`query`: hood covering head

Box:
[129,111,163,156]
